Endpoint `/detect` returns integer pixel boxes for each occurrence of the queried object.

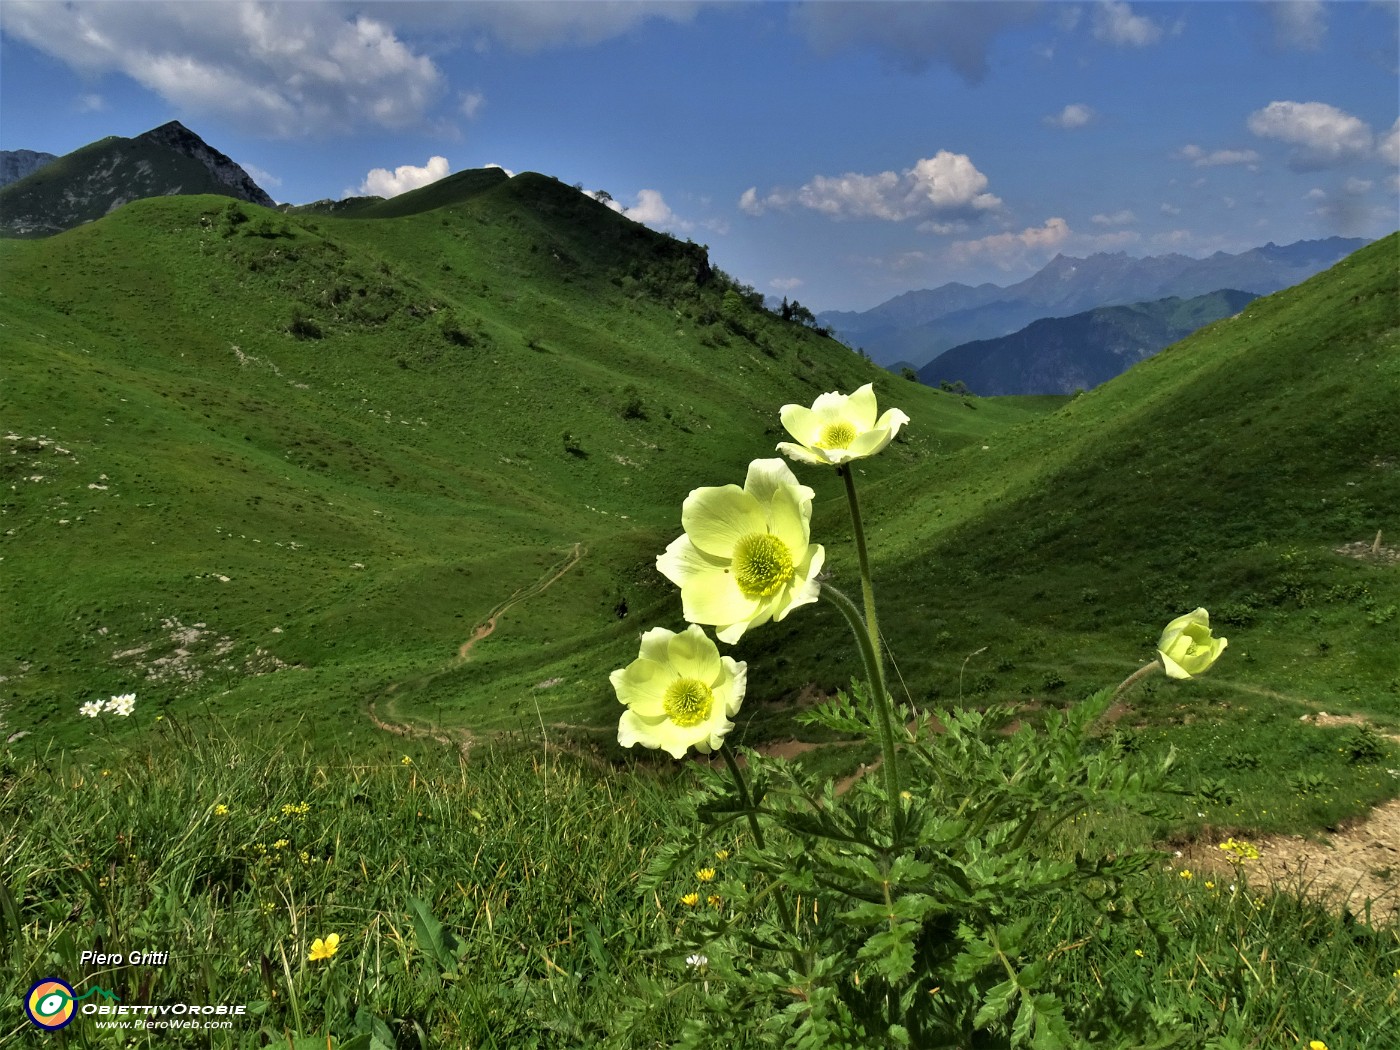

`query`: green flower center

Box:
[664,677,715,728]
[816,421,857,450]
[733,532,796,598]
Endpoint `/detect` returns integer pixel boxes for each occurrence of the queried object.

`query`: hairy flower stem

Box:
[821,583,903,835]
[719,744,806,976]
[838,466,884,684]
[1109,659,1163,707]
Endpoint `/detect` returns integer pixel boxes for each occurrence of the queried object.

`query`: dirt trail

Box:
[1176,715,1400,926]
[366,542,586,754]
[458,542,586,660]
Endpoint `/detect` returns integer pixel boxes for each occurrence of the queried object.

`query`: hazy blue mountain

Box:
[0,121,274,237]
[918,289,1260,395]
[0,150,58,188]
[823,238,1370,368]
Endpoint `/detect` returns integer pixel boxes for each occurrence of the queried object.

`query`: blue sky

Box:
[2,1,1396,311]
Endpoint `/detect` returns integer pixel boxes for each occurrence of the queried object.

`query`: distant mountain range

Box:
[822,237,1371,369]
[0,121,274,237]
[918,288,1260,395]
[0,149,57,188]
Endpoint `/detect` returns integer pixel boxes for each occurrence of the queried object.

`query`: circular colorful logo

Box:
[25,978,77,1030]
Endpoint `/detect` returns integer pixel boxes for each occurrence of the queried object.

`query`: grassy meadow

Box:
[2,177,1398,1045]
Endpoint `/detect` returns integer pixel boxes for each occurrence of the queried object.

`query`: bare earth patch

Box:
[1176,717,1400,926]
[1176,800,1400,926]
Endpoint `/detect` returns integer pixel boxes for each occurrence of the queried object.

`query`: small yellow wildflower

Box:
[1218,837,1260,862]
[714,849,730,861]
[707,894,723,909]
[260,902,276,915]
[401,755,413,766]
[1205,881,1215,889]
[1134,949,1144,958]
[1309,1041,1329,1050]
[696,867,716,882]
[1179,869,1193,880]
[213,803,230,816]
[281,801,311,818]
[273,838,289,850]
[680,892,700,908]
[308,933,339,962]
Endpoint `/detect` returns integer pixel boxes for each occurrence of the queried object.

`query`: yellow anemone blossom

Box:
[656,458,825,643]
[1157,608,1228,679]
[308,933,339,962]
[611,625,747,759]
[777,383,910,466]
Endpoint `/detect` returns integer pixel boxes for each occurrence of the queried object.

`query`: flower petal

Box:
[779,404,822,445]
[744,457,814,509]
[667,623,722,682]
[681,563,761,628]
[657,534,726,590]
[716,656,747,716]
[681,484,765,558]
[875,406,910,438]
[844,383,879,429]
[776,440,833,466]
[610,658,670,718]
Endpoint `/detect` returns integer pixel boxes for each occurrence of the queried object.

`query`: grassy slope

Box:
[0,182,1044,750]
[864,234,1399,711]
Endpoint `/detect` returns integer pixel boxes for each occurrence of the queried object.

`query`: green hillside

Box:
[0,178,1044,750]
[852,233,1400,728]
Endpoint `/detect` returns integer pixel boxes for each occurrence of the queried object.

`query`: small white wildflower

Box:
[685,954,708,968]
[79,700,103,718]
[104,693,136,716]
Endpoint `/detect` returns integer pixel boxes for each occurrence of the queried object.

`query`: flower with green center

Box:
[776,383,910,466]
[611,625,747,759]
[656,458,824,643]
[1157,608,1228,679]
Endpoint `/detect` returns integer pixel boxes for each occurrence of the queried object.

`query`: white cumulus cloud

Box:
[743,151,1001,223]
[1378,118,1400,167]
[1247,100,1374,170]
[599,188,692,233]
[1044,103,1095,130]
[358,156,450,198]
[948,217,1071,270]
[0,1,444,137]
[1092,1,1164,47]
[1176,144,1261,168]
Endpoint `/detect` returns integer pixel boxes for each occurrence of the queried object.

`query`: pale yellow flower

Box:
[1157,608,1227,679]
[308,933,339,962]
[656,458,824,643]
[777,383,909,466]
[612,625,746,759]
